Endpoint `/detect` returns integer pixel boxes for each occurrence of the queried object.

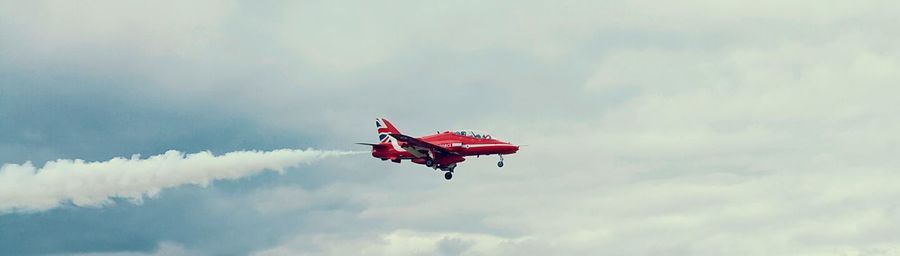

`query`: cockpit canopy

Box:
[452,130,492,139]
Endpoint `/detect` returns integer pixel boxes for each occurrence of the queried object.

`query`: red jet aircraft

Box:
[358,118,520,180]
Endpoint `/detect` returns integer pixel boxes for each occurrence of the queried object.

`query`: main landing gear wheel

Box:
[444,172,453,180]
[425,159,434,167]
[497,161,504,168]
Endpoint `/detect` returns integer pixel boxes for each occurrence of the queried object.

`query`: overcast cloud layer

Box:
[2,0,900,255]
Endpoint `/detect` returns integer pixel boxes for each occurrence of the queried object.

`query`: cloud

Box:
[241,2,900,255]
[3,0,900,255]
[63,242,195,256]
[0,0,237,65]
[0,149,359,212]
[253,230,517,256]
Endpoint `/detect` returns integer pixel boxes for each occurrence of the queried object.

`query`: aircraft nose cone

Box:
[497,141,520,154]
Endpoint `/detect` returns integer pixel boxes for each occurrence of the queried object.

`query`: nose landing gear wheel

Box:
[444,172,453,180]
[497,161,504,168]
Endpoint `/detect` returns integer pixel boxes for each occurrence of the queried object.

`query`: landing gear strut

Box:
[497,155,504,168]
[442,164,456,180]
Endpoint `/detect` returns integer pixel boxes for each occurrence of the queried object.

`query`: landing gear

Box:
[442,164,456,180]
[425,159,434,167]
[497,155,504,168]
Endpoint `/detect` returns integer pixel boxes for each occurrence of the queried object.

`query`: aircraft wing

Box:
[389,134,459,156]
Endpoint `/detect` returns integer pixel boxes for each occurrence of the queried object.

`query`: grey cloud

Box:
[436,237,475,256]
[3,0,900,255]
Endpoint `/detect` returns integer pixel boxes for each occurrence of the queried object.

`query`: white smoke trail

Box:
[0,148,361,212]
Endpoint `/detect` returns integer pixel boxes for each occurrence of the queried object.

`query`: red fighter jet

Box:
[357,118,520,180]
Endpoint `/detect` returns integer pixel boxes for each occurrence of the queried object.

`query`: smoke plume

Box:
[0,148,359,212]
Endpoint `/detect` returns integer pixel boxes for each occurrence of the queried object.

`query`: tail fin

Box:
[376,118,401,144]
